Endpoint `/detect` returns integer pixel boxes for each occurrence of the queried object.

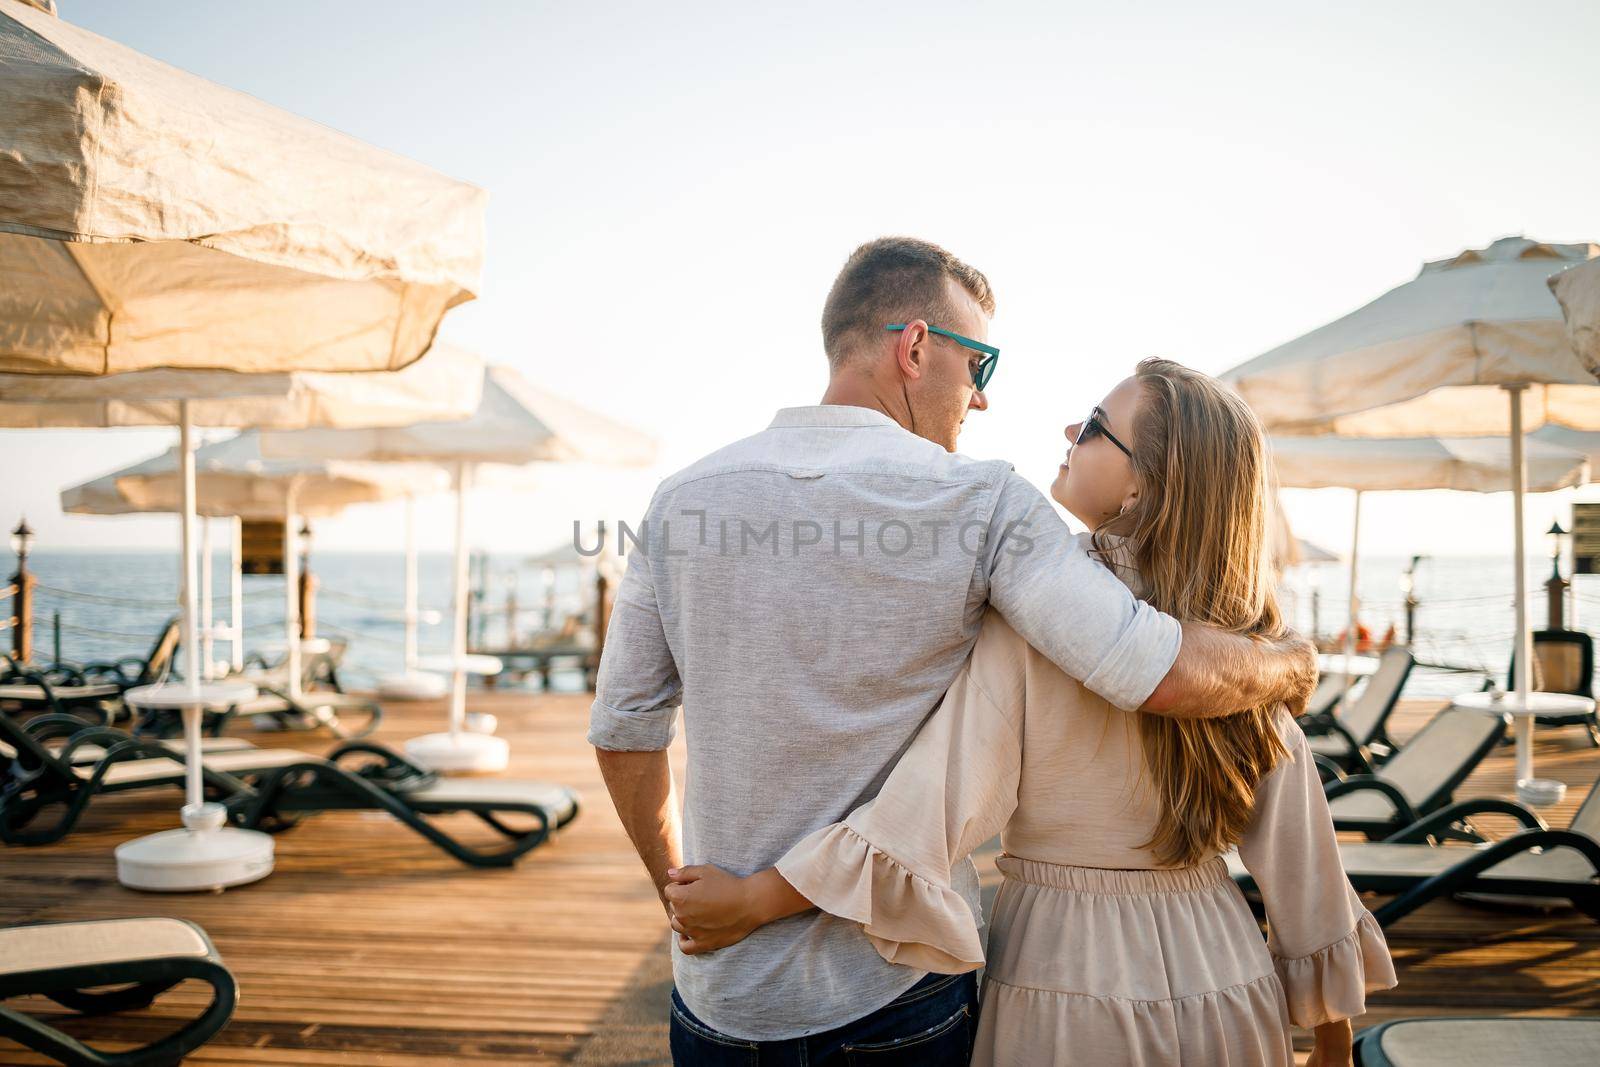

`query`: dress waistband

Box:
[995,854,1231,895]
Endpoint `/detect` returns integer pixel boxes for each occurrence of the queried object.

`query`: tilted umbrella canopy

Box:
[1550,257,1600,378]
[0,0,485,376]
[1225,237,1600,436]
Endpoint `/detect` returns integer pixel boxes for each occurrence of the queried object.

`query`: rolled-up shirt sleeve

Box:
[587,539,683,751]
[983,472,1180,710]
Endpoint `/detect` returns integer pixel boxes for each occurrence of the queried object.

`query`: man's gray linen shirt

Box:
[588,405,1181,1042]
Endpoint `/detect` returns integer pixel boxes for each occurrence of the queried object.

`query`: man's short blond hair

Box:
[820,237,995,370]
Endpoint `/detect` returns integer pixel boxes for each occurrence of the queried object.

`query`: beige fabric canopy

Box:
[0,345,484,429]
[1225,237,1600,436]
[1271,434,1591,493]
[0,0,485,377]
[62,433,445,519]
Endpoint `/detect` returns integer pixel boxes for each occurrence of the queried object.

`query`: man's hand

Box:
[1268,632,1318,716]
[664,866,812,955]
[1307,1018,1353,1066]
[1142,626,1317,720]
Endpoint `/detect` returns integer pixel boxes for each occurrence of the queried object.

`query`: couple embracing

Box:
[589,237,1396,1066]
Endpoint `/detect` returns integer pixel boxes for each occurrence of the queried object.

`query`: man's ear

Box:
[895,319,929,381]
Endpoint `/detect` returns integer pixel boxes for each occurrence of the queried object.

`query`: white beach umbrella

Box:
[0,350,484,889]
[1550,257,1600,380]
[1272,433,1590,697]
[1227,237,1600,796]
[0,0,486,890]
[0,0,484,377]
[260,360,659,771]
[64,433,445,684]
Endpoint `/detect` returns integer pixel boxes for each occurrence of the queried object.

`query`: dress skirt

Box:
[975,855,1294,1067]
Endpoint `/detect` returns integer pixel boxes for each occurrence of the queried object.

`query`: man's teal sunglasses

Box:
[885,324,1000,391]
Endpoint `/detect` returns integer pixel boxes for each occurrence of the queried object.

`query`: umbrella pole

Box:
[177,402,204,813]
[231,517,244,674]
[405,493,419,673]
[284,480,301,699]
[115,405,273,893]
[449,462,469,739]
[1508,386,1534,784]
[400,465,507,773]
[201,516,214,681]
[1341,489,1362,710]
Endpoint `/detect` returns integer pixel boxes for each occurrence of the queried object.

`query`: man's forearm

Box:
[594,747,683,909]
[1141,624,1316,720]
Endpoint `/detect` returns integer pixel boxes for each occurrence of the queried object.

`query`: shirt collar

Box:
[767,404,905,430]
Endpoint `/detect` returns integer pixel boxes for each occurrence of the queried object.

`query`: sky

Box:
[4,0,1599,562]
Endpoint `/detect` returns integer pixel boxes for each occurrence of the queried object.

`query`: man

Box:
[589,237,1316,1064]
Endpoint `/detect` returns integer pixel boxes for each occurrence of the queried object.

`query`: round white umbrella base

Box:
[1516,778,1568,808]
[115,803,274,892]
[378,671,449,701]
[404,731,510,773]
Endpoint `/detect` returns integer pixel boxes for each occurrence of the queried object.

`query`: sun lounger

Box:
[0,732,254,765]
[133,641,380,740]
[2,716,578,866]
[76,616,183,692]
[1354,1015,1600,1067]
[0,917,236,1067]
[1304,670,1349,721]
[0,714,313,846]
[229,741,581,867]
[0,660,125,725]
[206,686,381,739]
[1232,772,1600,928]
[1321,706,1506,839]
[1301,646,1415,773]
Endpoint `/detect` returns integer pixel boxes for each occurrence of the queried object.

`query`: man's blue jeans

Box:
[669,971,979,1066]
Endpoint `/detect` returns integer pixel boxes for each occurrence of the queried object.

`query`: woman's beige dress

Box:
[775,607,1396,1066]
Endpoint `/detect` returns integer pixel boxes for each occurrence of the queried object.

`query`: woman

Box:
[664,359,1396,1066]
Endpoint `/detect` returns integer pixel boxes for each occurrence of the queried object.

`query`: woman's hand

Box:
[663,866,812,954]
[1306,1018,1353,1067]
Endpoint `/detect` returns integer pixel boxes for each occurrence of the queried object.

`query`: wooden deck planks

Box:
[1,690,1597,1065]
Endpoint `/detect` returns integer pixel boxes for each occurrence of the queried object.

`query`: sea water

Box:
[6,550,1598,700]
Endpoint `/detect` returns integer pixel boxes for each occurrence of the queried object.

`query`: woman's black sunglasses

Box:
[1077,409,1133,458]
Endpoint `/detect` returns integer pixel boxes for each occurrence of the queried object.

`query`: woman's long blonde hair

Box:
[1094,358,1290,868]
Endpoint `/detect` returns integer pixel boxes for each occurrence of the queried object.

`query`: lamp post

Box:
[1547,520,1571,631]
[1399,554,1424,647]
[1307,564,1322,644]
[9,518,35,663]
[297,520,317,640]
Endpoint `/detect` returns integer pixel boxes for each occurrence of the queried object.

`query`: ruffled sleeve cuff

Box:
[774,823,985,975]
[1273,911,1397,1028]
